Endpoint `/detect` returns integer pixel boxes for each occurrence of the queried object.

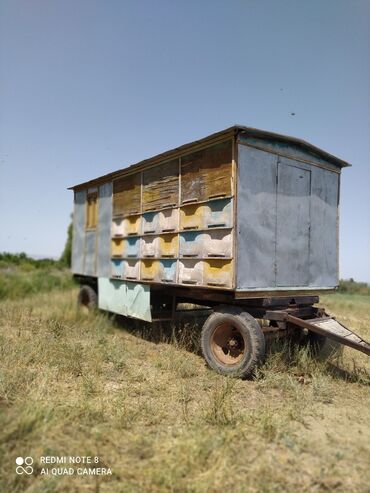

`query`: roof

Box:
[69,125,350,190]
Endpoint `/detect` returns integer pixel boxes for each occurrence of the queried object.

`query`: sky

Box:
[0,0,369,282]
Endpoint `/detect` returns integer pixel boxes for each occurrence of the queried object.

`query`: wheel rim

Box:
[210,322,246,366]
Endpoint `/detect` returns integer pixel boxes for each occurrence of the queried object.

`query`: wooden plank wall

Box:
[111,140,235,289]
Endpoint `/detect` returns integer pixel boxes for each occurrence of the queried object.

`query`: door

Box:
[276,159,311,286]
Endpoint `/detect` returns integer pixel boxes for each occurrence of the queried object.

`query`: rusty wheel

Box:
[201,306,265,378]
[211,322,246,366]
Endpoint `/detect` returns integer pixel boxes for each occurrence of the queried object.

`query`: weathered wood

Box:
[181,141,232,203]
[143,159,179,211]
[113,173,141,216]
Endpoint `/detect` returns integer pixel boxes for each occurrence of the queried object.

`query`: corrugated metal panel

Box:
[236,144,339,291]
[96,182,112,277]
[71,190,86,274]
[84,231,96,276]
[98,278,151,322]
[276,159,311,286]
[236,146,277,289]
[309,167,338,286]
[237,135,340,172]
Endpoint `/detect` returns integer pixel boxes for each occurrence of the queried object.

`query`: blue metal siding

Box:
[236,146,277,288]
[96,182,112,277]
[309,167,339,286]
[71,190,86,274]
[84,231,96,276]
[276,160,311,286]
[238,135,340,172]
[236,144,339,290]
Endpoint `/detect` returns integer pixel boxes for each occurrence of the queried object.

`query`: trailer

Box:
[69,125,370,377]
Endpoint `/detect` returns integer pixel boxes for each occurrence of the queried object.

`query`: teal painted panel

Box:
[98,278,151,322]
[126,283,152,321]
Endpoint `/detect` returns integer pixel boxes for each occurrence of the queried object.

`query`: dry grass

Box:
[0,289,369,492]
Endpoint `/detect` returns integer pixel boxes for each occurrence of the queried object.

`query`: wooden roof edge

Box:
[68,125,350,190]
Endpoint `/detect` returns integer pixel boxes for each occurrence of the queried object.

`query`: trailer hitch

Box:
[265,310,370,356]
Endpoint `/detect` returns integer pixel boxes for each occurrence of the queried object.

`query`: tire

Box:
[201,306,265,378]
[77,284,97,311]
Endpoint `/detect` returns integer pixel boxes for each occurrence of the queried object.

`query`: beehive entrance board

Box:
[110,140,234,288]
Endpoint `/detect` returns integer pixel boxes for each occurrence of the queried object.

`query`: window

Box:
[86,192,98,229]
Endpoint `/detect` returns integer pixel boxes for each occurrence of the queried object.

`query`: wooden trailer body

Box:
[69,126,348,323]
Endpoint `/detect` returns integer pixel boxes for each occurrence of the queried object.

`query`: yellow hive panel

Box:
[141,260,160,281]
[180,204,206,231]
[124,215,141,236]
[203,259,233,287]
[159,234,178,257]
[111,238,124,257]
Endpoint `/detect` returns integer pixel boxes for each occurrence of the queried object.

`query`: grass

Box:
[0,253,74,300]
[0,285,369,492]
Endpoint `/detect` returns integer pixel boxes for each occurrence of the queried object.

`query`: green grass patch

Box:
[338,278,370,296]
[0,252,74,300]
